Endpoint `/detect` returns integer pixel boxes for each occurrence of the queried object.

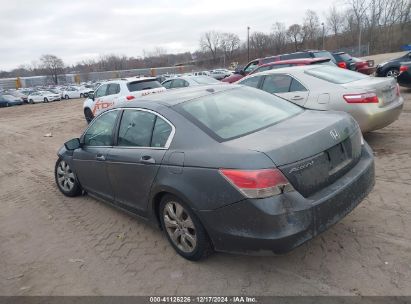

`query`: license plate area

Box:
[326,143,351,175]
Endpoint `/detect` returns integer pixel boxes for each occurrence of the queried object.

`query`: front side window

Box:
[175,87,302,141]
[261,74,292,94]
[162,80,172,89]
[83,110,118,146]
[244,61,258,73]
[95,84,108,98]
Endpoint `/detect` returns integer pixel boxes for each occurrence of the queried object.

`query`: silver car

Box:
[161,75,220,89]
[237,65,404,132]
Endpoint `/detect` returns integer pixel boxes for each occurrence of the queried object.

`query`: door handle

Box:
[95,155,105,161]
[140,155,155,164]
[291,95,304,101]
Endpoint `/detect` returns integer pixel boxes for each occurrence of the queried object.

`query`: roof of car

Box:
[258,57,330,67]
[117,76,157,83]
[125,84,239,107]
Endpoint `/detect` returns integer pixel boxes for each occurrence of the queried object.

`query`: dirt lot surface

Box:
[1,88,411,296]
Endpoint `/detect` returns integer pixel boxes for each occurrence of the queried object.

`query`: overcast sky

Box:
[0,0,340,71]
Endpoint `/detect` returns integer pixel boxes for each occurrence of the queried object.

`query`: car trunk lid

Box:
[225,110,362,197]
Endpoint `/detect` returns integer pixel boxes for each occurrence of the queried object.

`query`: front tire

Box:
[44,98,48,103]
[159,195,213,261]
[55,158,82,197]
[29,99,34,104]
[84,108,94,124]
[65,95,69,100]
[80,93,84,98]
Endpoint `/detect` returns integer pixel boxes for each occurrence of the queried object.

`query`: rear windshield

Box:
[127,80,162,92]
[313,51,336,62]
[305,66,368,84]
[191,76,220,85]
[174,87,303,141]
[334,53,352,61]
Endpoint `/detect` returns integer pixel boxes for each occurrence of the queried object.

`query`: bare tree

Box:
[287,24,302,51]
[302,10,321,49]
[271,22,288,53]
[249,32,272,58]
[200,31,222,62]
[220,32,240,66]
[326,5,345,47]
[39,54,65,84]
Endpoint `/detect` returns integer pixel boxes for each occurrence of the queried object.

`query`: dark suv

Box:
[222,50,336,83]
[376,52,411,77]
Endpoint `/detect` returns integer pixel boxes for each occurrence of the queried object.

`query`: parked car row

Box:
[56,49,409,261]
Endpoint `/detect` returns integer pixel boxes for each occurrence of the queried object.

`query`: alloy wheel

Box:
[163,201,197,253]
[56,160,76,192]
[386,69,399,77]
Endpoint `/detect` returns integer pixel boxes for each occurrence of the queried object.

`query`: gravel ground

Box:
[0,86,410,296]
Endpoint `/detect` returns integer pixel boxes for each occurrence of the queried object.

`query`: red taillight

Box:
[337,62,347,69]
[400,65,408,73]
[343,92,379,104]
[126,95,135,101]
[219,168,293,199]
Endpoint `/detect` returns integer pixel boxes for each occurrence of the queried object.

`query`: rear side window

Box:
[261,74,292,94]
[175,87,302,141]
[290,79,307,92]
[127,80,162,92]
[305,66,368,84]
[117,110,173,148]
[107,83,120,95]
[240,76,262,88]
[118,110,156,147]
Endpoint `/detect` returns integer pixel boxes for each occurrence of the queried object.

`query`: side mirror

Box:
[64,138,81,151]
[88,92,94,100]
[239,69,245,76]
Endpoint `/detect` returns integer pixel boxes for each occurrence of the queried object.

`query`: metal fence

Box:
[334,43,370,57]
[0,65,194,89]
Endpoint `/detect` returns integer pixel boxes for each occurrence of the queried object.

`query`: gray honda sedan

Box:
[55,85,375,260]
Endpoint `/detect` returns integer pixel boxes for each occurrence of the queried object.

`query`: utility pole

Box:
[358,25,362,56]
[321,22,325,49]
[247,26,250,62]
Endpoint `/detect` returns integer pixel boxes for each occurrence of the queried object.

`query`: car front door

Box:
[72,109,119,201]
[260,74,309,106]
[92,84,110,116]
[105,108,174,215]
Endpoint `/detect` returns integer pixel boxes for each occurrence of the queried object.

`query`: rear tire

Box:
[84,108,94,124]
[80,93,84,98]
[29,99,34,104]
[65,95,69,100]
[55,158,82,197]
[386,68,399,77]
[159,194,213,261]
[44,98,48,103]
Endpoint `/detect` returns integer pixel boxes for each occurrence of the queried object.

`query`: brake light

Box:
[400,65,408,73]
[219,168,294,199]
[343,93,378,103]
[337,62,347,69]
[126,95,135,101]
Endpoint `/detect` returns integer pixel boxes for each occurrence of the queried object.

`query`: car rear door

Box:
[105,108,174,215]
[260,74,309,106]
[73,109,120,201]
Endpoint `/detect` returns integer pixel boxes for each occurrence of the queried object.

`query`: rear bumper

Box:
[199,144,375,254]
[354,97,404,132]
[357,66,376,75]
